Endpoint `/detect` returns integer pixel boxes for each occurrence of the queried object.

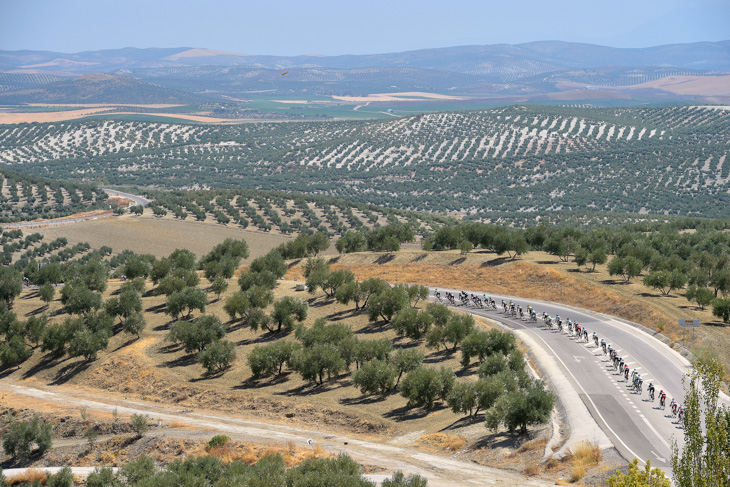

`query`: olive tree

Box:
[167,315,225,353]
[367,286,408,323]
[268,297,308,333]
[198,340,236,374]
[0,267,23,306]
[1,416,52,463]
[399,366,455,410]
[352,359,396,397]
[247,341,301,379]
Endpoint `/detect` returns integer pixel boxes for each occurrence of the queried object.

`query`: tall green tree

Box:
[671,359,730,487]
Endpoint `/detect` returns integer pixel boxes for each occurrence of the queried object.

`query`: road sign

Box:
[678,319,700,328]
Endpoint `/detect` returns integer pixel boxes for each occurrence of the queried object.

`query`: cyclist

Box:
[659,390,666,408]
[593,332,599,346]
[670,398,678,416]
[678,406,685,422]
[648,382,655,401]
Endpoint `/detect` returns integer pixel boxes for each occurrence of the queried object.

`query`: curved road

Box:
[101,188,151,207]
[0,189,150,229]
[431,286,701,473]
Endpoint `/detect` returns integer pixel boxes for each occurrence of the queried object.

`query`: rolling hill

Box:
[0,104,728,225]
[0,73,210,105]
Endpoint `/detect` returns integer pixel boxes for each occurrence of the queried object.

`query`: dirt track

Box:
[0,381,551,487]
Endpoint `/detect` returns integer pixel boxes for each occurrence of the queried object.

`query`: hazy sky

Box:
[1,0,728,55]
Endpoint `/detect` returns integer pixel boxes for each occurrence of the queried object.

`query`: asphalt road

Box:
[431,286,697,471]
[101,188,151,207]
[0,189,150,229]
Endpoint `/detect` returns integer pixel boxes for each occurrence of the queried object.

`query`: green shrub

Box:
[130,414,149,438]
[207,435,231,450]
[399,366,455,410]
[1,415,53,463]
[198,340,236,374]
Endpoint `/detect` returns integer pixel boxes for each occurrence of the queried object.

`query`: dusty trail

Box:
[0,381,551,487]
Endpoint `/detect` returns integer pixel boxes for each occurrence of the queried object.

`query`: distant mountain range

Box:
[0,40,729,105]
[3,41,730,74]
[0,73,209,105]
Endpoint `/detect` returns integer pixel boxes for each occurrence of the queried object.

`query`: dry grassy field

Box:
[9,276,501,437]
[34,213,294,259]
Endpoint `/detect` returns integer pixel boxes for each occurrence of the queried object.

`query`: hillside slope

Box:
[0,73,209,104]
[0,105,728,223]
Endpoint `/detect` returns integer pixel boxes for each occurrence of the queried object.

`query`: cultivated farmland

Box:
[0,105,728,224]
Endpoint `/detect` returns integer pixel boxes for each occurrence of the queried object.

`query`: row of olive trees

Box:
[78,452,427,487]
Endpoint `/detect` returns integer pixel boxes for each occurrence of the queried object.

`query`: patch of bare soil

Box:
[0,404,332,471]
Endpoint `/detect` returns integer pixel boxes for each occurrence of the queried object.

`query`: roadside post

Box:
[678,318,700,346]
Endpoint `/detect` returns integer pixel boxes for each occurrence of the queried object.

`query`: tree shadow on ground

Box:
[52,359,92,385]
[639,292,663,298]
[601,279,629,285]
[235,372,291,390]
[356,321,389,335]
[455,365,476,378]
[439,414,482,431]
[152,321,174,332]
[113,336,139,352]
[424,348,453,364]
[384,403,447,422]
[340,394,387,406]
[481,257,511,267]
[375,254,395,265]
[190,369,227,382]
[310,298,334,308]
[473,430,532,450]
[236,332,281,346]
[24,306,46,317]
[0,368,16,380]
[411,253,428,263]
[704,320,727,327]
[142,289,157,298]
[21,291,39,300]
[328,256,340,264]
[145,303,166,314]
[158,342,183,354]
[161,353,198,368]
[448,257,466,266]
[326,309,357,321]
[277,381,339,396]
[392,337,421,349]
[22,354,66,380]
